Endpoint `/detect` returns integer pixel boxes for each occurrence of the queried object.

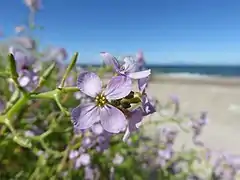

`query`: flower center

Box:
[95,94,107,107]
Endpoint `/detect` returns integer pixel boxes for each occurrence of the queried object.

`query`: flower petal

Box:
[100,52,121,72]
[128,69,151,79]
[100,104,126,133]
[128,108,143,132]
[122,56,138,73]
[123,108,143,142]
[104,75,132,100]
[71,103,100,130]
[19,76,30,87]
[142,95,156,116]
[136,50,144,62]
[122,128,130,142]
[138,77,149,93]
[9,47,32,71]
[77,72,102,97]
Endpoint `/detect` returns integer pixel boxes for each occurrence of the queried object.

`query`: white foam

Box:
[165,73,209,79]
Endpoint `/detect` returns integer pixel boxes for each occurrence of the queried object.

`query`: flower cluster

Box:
[71,52,155,142]
[1,1,240,179]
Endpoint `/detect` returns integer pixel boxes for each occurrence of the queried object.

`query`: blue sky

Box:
[1,0,240,65]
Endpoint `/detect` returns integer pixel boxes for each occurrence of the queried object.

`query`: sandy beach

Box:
[143,74,240,155]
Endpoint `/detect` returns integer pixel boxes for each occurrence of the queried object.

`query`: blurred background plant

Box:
[0,1,240,180]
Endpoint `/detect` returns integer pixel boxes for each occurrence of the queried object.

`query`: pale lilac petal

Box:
[69,150,79,159]
[128,69,151,79]
[71,103,100,130]
[128,108,143,132]
[136,50,144,62]
[97,134,110,151]
[77,72,102,97]
[84,166,94,180]
[122,128,130,142]
[9,47,32,71]
[78,153,91,166]
[104,75,132,100]
[100,52,121,72]
[122,56,138,73]
[123,108,143,142]
[19,76,30,87]
[91,123,104,135]
[142,95,156,116]
[138,77,149,93]
[100,104,126,133]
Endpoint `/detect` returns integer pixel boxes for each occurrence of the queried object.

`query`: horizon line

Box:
[76,63,240,66]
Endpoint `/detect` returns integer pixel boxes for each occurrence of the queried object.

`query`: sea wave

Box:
[164,72,210,78]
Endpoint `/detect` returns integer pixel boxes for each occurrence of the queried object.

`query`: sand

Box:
[143,74,240,155]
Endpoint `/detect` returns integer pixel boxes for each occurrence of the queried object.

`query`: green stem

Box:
[0,94,29,135]
[0,72,10,78]
[60,87,79,93]
[4,118,16,135]
[3,89,20,114]
[54,92,70,116]
[13,81,28,96]
[38,139,62,157]
[30,87,79,99]
[57,136,76,173]
[0,84,79,148]
[59,53,79,88]
[33,62,56,93]
[30,89,56,99]
[6,95,29,119]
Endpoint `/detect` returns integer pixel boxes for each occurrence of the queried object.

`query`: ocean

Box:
[79,64,240,77]
[148,65,240,77]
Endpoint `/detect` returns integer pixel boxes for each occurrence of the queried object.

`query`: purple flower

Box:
[84,166,94,180]
[42,46,67,62]
[212,155,237,180]
[10,36,36,50]
[69,150,79,159]
[9,47,39,90]
[24,130,35,137]
[136,50,146,71]
[96,131,111,151]
[199,111,208,126]
[9,46,35,72]
[71,72,131,133]
[191,111,208,146]
[91,123,104,135]
[138,77,156,116]
[100,52,151,79]
[113,153,124,165]
[123,108,143,142]
[159,127,178,148]
[75,153,91,168]
[24,0,42,12]
[157,147,174,167]
[142,95,156,116]
[18,69,38,89]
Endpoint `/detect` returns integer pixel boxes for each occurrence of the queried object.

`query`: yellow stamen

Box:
[95,94,107,107]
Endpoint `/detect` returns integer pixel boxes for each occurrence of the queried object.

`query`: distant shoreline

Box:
[150,74,240,86]
[78,64,240,77]
[100,73,240,86]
